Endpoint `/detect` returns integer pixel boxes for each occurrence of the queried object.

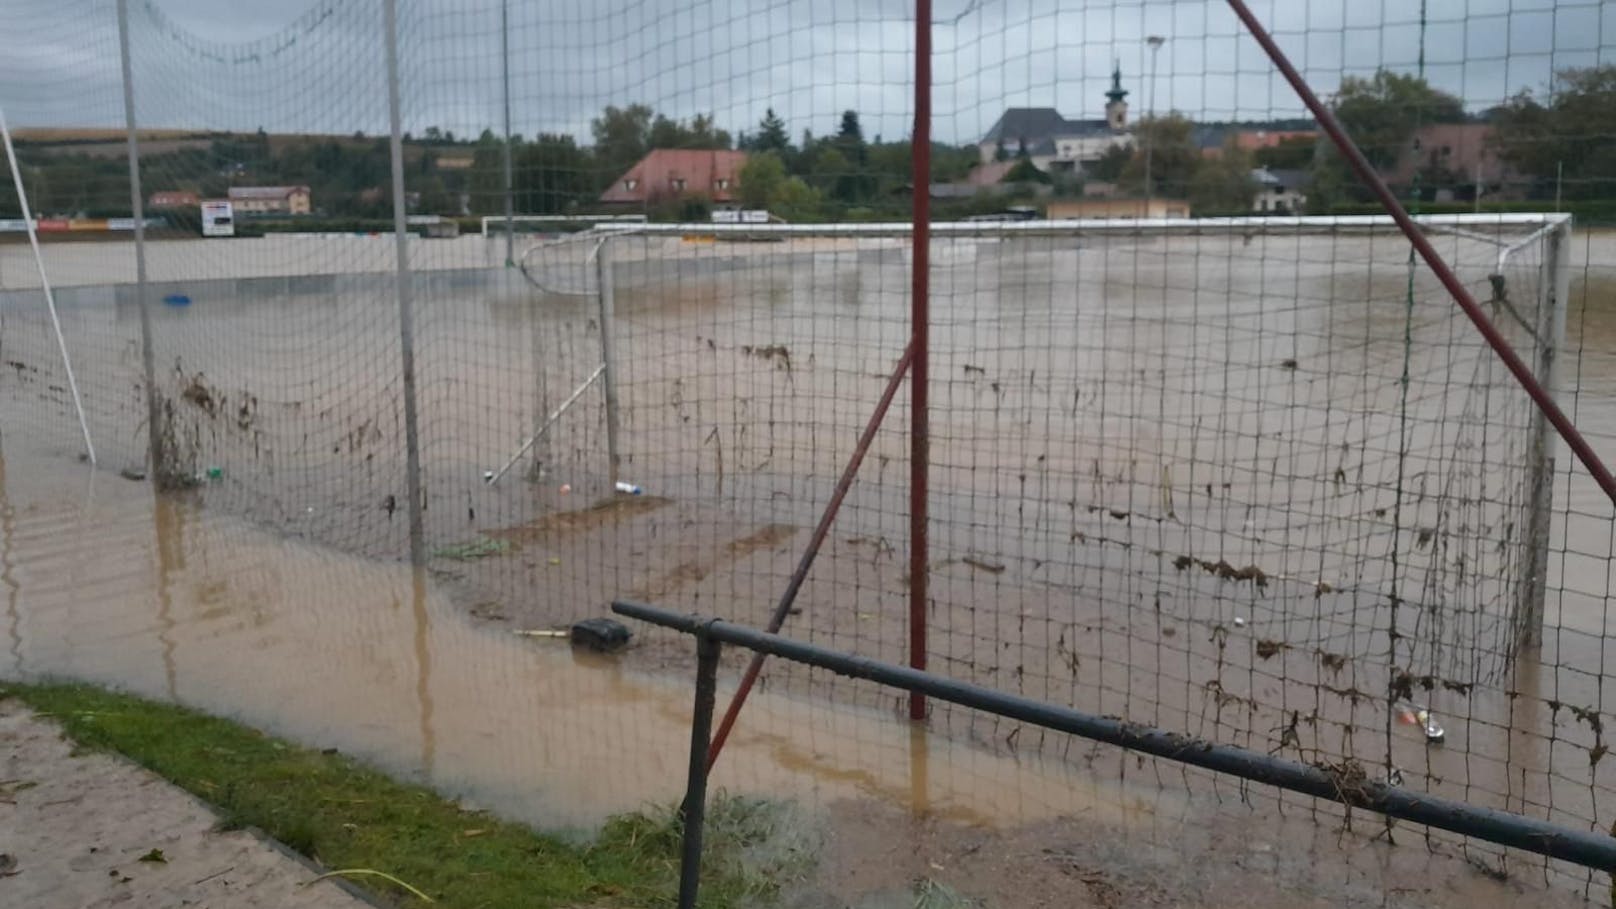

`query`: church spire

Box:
[1106,61,1128,104]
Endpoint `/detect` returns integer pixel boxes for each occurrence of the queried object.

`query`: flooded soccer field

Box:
[3,224,1615,904]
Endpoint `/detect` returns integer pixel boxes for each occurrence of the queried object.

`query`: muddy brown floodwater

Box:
[3,226,1615,905]
[0,430,1593,906]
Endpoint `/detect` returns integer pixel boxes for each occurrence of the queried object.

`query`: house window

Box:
[715,178,729,190]
[624,178,638,190]
[670,177,687,191]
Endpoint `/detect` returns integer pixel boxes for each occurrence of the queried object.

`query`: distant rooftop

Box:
[981,108,1115,144]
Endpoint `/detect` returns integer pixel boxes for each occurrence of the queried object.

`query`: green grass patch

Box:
[4,681,818,908]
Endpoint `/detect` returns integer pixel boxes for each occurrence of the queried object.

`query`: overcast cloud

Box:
[0,0,1608,145]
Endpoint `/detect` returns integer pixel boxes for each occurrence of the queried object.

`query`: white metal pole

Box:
[0,105,97,466]
[117,0,161,479]
[385,0,424,564]
[501,0,515,267]
[1144,36,1164,209]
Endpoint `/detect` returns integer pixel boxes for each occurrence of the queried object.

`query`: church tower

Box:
[1104,62,1129,131]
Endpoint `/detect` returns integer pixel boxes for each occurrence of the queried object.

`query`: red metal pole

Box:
[1223,0,1616,508]
[909,0,932,721]
[705,344,916,769]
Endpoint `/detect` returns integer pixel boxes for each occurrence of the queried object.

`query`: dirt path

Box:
[0,697,370,909]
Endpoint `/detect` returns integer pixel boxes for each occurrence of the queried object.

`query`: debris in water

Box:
[512,629,569,639]
[180,373,216,415]
[1233,616,1247,628]
[118,467,146,482]
[569,617,632,652]
[162,294,190,307]
[138,848,167,864]
[962,556,1006,574]
[740,344,792,370]
[482,470,495,481]
[1396,703,1445,744]
[559,484,571,495]
[614,481,643,495]
[1279,358,1298,370]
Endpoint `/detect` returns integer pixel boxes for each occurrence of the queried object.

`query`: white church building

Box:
[977,64,1136,174]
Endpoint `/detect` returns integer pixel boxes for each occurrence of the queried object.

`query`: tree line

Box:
[4,65,1615,223]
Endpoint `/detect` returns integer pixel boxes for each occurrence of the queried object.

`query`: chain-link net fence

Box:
[4,0,1616,902]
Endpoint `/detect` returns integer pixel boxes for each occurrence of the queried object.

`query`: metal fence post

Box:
[595,236,623,487]
[1518,220,1571,649]
[908,0,933,721]
[678,629,721,909]
[385,0,425,565]
[500,0,515,268]
[116,0,160,482]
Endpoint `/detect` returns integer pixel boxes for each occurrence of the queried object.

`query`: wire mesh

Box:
[1,0,1615,902]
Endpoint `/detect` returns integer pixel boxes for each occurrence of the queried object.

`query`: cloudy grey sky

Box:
[0,0,1609,144]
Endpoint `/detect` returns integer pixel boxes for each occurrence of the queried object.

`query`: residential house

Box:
[1250,166,1308,213]
[227,185,312,215]
[1047,197,1190,219]
[148,190,199,209]
[977,65,1135,173]
[599,149,748,207]
[1233,129,1317,152]
[1387,123,1511,200]
[1194,124,1317,158]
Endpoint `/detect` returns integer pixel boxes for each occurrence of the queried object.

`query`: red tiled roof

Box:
[599,149,748,204]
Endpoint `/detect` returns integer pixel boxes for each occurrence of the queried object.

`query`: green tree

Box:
[737,151,820,220]
[1306,70,1465,208]
[1189,142,1258,214]
[835,110,867,165]
[591,103,654,179]
[649,114,683,149]
[1002,158,1051,184]
[1087,144,1132,183]
[753,108,789,154]
[1490,65,1616,200]
[1120,115,1200,197]
[648,112,731,150]
[1253,135,1316,171]
[1332,70,1466,170]
[513,134,590,214]
[738,152,787,208]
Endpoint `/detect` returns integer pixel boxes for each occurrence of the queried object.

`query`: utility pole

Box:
[1144,35,1165,209]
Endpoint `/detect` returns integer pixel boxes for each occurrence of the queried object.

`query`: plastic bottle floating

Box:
[1396,703,1445,744]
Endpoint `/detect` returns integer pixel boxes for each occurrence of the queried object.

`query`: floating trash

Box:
[614,481,643,495]
[162,293,191,307]
[1397,703,1446,744]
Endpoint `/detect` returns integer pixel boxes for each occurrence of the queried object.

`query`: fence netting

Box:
[3,0,1616,901]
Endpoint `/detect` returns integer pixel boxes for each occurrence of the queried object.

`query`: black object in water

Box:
[570,617,632,652]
